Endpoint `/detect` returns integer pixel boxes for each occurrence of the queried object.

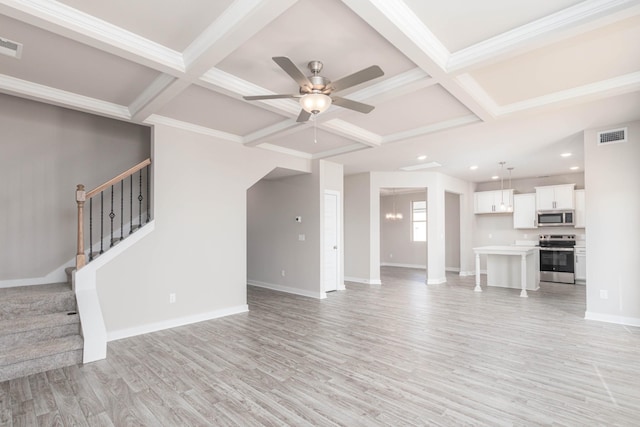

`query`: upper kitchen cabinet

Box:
[575,189,586,228]
[513,193,537,229]
[535,184,575,210]
[474,190,514,214]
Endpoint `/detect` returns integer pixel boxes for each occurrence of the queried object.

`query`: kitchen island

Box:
[473,246,539,297]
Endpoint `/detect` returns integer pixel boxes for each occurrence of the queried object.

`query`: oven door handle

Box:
[539,247,574,252]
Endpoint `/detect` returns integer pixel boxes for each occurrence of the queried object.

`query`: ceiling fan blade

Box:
[243,94,298,101]
[330,65,384,93]
[273,56,312,90]
[296,109,311,122]
[331,96,375,114]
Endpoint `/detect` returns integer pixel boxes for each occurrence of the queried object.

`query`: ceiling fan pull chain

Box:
[313,114,318,143]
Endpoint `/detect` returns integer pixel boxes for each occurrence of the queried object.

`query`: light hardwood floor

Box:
[2,267,640,426]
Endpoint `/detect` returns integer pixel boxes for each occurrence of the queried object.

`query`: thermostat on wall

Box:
[295,216,302,223]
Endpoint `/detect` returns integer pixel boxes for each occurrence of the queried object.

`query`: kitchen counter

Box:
[473,246,540,297]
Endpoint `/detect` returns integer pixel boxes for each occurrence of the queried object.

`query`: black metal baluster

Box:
[146,165,150,223]
[120,180,124,242]
[138,170,143,228]
[109,185,115,247]
[130,175,133,234]
[89,198,93,261]
[100,191,104,255]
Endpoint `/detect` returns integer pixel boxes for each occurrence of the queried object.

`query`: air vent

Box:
[0,36,23,59]
[400,161,442,171]
[597,127,627,145]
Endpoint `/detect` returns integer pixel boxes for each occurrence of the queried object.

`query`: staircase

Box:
[0,282,83,382]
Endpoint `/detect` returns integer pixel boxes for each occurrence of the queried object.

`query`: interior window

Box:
[412,200,426,242]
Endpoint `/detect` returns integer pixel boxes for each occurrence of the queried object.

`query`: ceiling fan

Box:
[243,56,384,122]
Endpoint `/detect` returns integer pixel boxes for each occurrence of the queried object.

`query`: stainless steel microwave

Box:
[537,210,575,227]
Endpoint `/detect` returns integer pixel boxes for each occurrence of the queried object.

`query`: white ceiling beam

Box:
[130,0,297,123]
[340,0,495,122]
[382,115,480,144]
[312,143,371,160]
[0,0,185,74]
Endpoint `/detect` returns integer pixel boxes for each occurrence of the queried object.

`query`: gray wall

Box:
[0,94,150,282]
[380,191,427,268]
[344,173,372,282]
[247,160,343,297]
[584,120,640,324]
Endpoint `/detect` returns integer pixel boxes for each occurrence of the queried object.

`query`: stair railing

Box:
[75,158,151,269]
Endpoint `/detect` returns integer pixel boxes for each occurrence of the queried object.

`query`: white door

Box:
[324,192,339,292]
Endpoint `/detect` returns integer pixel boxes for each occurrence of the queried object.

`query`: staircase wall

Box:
[0,93,150,283]
[94,123,312,340]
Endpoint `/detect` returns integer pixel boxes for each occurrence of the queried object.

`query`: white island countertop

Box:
[473,246,540,297]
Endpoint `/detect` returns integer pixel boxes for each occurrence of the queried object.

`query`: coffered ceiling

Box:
[1,0,639,182]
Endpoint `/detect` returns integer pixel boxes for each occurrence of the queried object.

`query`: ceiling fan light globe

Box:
[300,93,331,115]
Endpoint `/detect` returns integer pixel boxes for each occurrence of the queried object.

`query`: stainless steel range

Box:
[539,234,576,284]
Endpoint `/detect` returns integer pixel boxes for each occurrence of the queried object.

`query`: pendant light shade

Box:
[385,189,403,220]
[300,93,332,115]
[499,161,507,211]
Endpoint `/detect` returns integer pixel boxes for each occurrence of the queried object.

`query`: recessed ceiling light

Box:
[561,152,572,157]
[570,166,579,170]
[417,155,427,160]
[491,175,499,180]
[469,165,478,170]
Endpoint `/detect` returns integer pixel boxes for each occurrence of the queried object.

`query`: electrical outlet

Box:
[489,233,493,239]
[281,270,285,277]
[298,234,305,241]
[389,253,393,258]
[599,290,608,300]
[169,293,176,303]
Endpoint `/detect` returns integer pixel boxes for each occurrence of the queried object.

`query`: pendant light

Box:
[499,161,507,211]
[385,189,403,220]
[507,167,514,212]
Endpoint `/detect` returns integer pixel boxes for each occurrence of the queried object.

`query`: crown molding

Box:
[0,73,130,119]
[382,114,480,144]
[243,119,302,146]
[447,0,639,72]
[345,67,432,102]
[128,74,176,117]
[499,71,640,115]
[455,74,500,117]
[312,143,370,160]
[200,68,300,116]
[0,0,185,73]
[257,143,313,159]
[321,119,382,147]
[144,114,243,143]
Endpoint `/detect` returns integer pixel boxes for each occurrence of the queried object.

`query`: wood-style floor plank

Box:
[2,267,640,425]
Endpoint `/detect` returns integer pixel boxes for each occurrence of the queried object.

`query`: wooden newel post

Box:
[76,184,86,269]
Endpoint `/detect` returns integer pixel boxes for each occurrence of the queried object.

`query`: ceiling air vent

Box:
[597,127,627,145]
[0,37,23,59]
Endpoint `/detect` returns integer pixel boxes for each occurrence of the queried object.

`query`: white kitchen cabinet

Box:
[535,184,575,210]
[513,193,537,229]
[575,247,586,282]
[474,190,513,214]
[574,189,586,228]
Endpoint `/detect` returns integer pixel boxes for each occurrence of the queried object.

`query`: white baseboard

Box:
[446,267,460,273]
[248,280,326,299]
[108,304,249,342]
[584,311,640,327]
[344,276,382,285]
[381,262,425,269]
[427,277,447,285]
[458,271,476,277]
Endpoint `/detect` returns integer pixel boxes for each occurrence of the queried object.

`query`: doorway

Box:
[323,190,340,292]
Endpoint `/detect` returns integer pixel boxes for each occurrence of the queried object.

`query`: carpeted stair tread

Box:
[0,335,83,367]
[0,312,80,348]
[0,284,75,320]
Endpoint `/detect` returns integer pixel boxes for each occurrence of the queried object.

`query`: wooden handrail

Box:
[86,158,151,199]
